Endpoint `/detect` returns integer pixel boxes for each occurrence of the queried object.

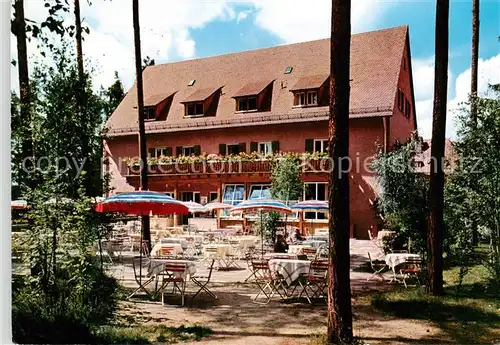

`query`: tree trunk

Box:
[427,0,449,297]
[74,0,84,84]
[470,0,480,245]
[132,0,151,252]
[327,0,354,343]
[13,0,34,187]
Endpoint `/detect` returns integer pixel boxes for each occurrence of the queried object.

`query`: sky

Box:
[11,0,500,139]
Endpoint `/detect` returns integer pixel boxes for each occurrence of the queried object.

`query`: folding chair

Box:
[191,259,218,300]
[302,247,317,260]
[399,257,422,288]
[367,252,388,281]
[128,256,155,299]
[250,260,286,304]
[157,245,177,258]
[204,246,223,270]
[300,260,329,304]
[158,263,188,307]
[244,252,258,282]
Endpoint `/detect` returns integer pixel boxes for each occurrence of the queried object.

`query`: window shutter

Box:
[305,139,314,153]
[219,144,227,155]
[194,145,201,155]
[148,148,155,158]
[238,142,246,153]
[271,141,280,153]
[176,146,182,157]
[250,142,258,153]
[165,147,172,157]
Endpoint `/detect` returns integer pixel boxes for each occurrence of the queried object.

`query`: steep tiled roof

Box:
[290,75,329,91]
[233,79,274,98]
[181,87,221,103]
[107,26,408,135]
[144,92,175,107]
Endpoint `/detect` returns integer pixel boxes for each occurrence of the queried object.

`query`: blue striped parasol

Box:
[291,200,329,212]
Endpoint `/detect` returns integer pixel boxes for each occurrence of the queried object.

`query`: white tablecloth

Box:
[377,230,396,240]
[385,253,420,269]
[302,240,327,248]
[264,253,298,260]
[203,243,233,258]
[314,228,329,236]
[150,243,183,257]
[177,234,204,245]
[229,236,258,249]
[268,259,311,286]
[148,259,197,279]
[288,244,312,254]
[160,237,189,249]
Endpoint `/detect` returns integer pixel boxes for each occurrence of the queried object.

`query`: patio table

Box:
[268,259,311,286]
[202,243,233,258]
[264,253,298,260]
[160,237,189,249]
[177,234,203,245]
[302,240,327,248]
[150,243,183,257]
[288,244,312,255]
[147,259,197,279]
[385,253,421,282]
[229,236,258,249]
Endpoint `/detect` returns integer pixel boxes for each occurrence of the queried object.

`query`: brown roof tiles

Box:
[290,75,329,91]
[232,79,274,98]
[181,87,221,103]
[107,25,408,136]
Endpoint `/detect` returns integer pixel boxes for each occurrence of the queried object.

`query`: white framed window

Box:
[294,90,318,106]
[237,97,257,112]
[148,147,167,158]
[222,184,245,217]
[181,191,200,203]
[249,184,271,200]
[165,192,174,198]
[314,139,328,153]
[186,102,204,117]
[304,182,328,220]
[259,142,272,155]
[307,91,318,105]
[227,144,241,155]
[144,107,156,120]
[182,146,195,156]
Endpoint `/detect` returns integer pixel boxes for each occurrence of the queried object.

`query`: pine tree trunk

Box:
[13,0,34,187]
[427,0,449,297]
[327,0,354,343]
[470,0,480,245]
[132,0,151,252]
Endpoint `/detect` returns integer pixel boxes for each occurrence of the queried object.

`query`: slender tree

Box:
[12,0,33,186]
[132,0,151,251]
[427,0,450,296]
[470,0,480,245]
[327,0,353,343]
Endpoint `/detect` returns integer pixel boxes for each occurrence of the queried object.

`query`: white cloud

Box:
[250,0,389,44]
[236,10,251,23]
[414,54,500,139]
[11,0,236,91]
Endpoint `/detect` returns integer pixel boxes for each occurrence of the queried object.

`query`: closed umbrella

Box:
[205,201,233,229]
[230,198,292,258]
[182,201,207,214]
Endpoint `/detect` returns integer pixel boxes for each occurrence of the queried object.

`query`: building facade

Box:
[104,25,417,239]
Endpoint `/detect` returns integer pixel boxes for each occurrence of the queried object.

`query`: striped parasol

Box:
[204,201,233,229]
[183,201,207,213]
[291,200,329,212]
[229,199,293,215]
[11,200,28,209]
[95,191,189,216]
[230,199,292,258]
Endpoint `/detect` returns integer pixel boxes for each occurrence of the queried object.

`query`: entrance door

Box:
[180,192,201,224]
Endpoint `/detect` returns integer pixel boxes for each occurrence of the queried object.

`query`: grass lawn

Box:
[371,264,500,344]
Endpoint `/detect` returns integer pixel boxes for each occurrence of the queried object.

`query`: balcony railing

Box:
[125,155,331,176]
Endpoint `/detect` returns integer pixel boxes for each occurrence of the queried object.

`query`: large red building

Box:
[104,25,417,239]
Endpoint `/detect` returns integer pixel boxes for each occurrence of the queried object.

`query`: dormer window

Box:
[294,90,317,106]
[232,79,274,113]
[186,102,204,117]
[237,97,257,112]
[290,75,329,108]
[181,87,222,118]
[143,107,156,120]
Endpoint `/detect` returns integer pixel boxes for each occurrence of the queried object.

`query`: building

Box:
[104,25,417,239]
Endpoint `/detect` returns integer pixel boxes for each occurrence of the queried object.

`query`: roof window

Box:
[284,66,293,74]
[188,79,196,86]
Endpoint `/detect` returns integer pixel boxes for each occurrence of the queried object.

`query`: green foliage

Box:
[103,71,125,120]
[256,211,282,244]
[447,88,500,281]
[270,155,303,204]
[13,183,119,344]
[371,135,429,254]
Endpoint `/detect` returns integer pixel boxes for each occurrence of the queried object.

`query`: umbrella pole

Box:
[139,215,143,288]
[261,210,264,259]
